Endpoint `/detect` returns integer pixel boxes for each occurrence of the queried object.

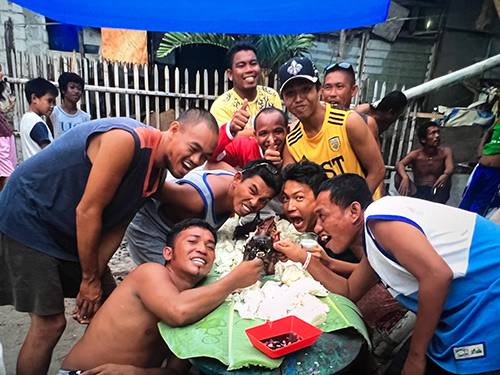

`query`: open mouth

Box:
[241,203,253,215]
[191,257,206,265]
[182,160,195,172]
[289,216,304,228]
[319,234,331,245]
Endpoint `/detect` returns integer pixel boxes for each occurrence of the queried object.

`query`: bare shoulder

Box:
[133,262,169,279]
[408,149,422,158]
[87,128,135,160]
[128,263,176,294]
[441,146,453,155]
[355,103,370,114]
[346,110,371,136]
[346,110,365,123]
[206,173,234,191]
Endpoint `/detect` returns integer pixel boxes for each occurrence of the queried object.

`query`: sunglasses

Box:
[241,162,279,175]
[324,62,354,74]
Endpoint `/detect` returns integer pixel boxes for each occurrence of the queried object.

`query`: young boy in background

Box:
[20,77,58,160]
[50,72,91,138]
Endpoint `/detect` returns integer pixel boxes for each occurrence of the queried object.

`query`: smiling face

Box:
[254,110,287,154]
[283,180,317,232]
[159,121,218,178]
[232,173,275,217]
[281,79,322,122]
[63,81,83,104]
[163,226,216,280]
[322,70,357,108]
[31,93,56,117]
[227,49,261,93]
[313,191,357,253]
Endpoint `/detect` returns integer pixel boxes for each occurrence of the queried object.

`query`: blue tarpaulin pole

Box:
[11,0,390,34]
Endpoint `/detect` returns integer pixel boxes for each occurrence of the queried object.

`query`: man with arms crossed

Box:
[276,174,500,375]
[279,57,385,196]
[60,219,263,375]
[0,109,219,375]
[210,41,282,138]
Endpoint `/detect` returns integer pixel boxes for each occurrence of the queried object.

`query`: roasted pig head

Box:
[243,216,280,275]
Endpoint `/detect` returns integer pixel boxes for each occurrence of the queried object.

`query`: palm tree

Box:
[157,33,315,76]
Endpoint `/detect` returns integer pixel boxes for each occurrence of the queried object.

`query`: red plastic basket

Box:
[245,315,323,359]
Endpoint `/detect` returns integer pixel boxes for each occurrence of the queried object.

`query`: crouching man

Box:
[275,174,500,375]
[59,219,263,375]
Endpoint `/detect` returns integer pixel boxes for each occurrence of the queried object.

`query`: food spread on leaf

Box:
[214,217,330,327]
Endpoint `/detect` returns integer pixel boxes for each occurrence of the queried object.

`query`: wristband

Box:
[226,120,236,140]
[302,251,312,270]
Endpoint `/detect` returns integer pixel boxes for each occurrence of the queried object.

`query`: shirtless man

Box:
[355,90,407,140]
[0,109,219,375]
[60,219,263,374]
[396,121,454,203]
[127,158,282,264]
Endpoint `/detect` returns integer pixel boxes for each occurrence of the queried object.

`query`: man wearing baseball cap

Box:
[279,56,385,197]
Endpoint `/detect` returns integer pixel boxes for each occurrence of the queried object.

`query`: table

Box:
[191,328,366,375]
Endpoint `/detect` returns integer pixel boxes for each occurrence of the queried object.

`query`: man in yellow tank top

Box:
[279,57,385,196]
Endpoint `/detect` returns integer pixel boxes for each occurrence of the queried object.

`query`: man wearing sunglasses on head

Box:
[321,61,359,111]
[279,57,385,197]
[322,62,407,141]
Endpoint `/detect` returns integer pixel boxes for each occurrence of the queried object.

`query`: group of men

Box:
[1,40,500,375]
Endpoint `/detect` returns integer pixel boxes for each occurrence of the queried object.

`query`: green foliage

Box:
[157,33,236,58]
[247,34,316,73]
[156,33,316,74]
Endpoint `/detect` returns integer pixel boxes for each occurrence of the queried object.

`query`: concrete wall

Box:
[0,0,49,74]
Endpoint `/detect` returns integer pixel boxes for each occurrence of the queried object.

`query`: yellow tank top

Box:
[287,103,382,199]
[287,104,364,178]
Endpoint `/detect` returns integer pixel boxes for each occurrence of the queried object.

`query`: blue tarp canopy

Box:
[11,0,390,34]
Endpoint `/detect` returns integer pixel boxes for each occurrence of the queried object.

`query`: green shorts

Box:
[0,231,116,316]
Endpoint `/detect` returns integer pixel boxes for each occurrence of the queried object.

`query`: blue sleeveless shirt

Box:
[0,118,165,261]
[364,196,500,374]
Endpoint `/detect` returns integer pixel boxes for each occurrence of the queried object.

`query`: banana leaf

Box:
[158,273,370,371]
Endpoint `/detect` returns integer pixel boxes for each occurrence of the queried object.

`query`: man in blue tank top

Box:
[275,174,500,375]
[0,109,219,375]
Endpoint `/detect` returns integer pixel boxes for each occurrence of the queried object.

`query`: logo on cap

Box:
[287,60,303,76]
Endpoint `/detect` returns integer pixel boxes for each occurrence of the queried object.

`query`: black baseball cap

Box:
[278,57,319,94]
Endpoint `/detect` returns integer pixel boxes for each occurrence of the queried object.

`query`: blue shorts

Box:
[459,164,500,216]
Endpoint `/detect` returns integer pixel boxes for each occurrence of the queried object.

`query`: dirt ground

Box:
[0,243,136,375]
